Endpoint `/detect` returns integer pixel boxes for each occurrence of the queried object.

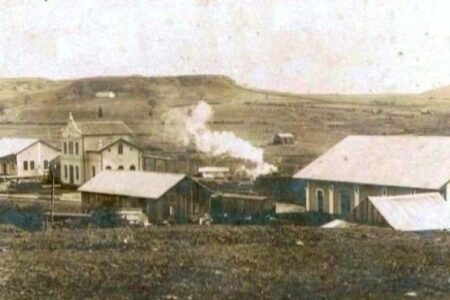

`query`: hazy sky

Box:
[0,0,449,93]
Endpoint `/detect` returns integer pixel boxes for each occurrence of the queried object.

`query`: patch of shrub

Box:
[278,212,334,226]
[0,202,44,231]
[90,209,124,228]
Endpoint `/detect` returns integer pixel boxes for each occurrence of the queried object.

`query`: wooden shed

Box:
[210,192,275,223]
[78,170,213,223]
[273,133,294,145]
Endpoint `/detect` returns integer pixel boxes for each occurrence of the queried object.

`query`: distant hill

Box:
[0,75,450,174]
[422,85,450,98]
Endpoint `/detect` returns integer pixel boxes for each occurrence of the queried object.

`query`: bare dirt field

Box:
[1,225,449,299]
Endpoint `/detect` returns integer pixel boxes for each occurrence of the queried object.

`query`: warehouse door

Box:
[340,190,351,217]
[2,162,6,174]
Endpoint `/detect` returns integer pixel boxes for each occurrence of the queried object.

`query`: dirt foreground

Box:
[1,225,449,299]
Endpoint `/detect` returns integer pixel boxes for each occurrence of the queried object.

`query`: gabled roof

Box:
[78,170,186,199]
[93,138,142,153]
[0,138,38,158]
[294,135,450,189]
[75,120,133,136]
[368,193,450,231]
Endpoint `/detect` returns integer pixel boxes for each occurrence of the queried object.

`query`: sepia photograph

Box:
[0,0,450,298]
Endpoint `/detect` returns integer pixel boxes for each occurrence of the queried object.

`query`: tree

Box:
[98,106,103,118]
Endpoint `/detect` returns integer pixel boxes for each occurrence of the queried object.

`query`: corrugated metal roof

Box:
[368,193,450,231]
[275,133,294,138]
[0,138,38,158]
[78,171,186,199]
[219,193,268,201]
[294,135,450,189]
[198,167,230,173]
[75,120,133,136]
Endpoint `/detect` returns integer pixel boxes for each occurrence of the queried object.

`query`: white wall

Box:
[101,142,141,171]
[16,142,59,177]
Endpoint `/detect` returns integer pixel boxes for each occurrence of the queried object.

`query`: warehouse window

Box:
[23,161,28,170]
[129,165,136,171]
[118,165,124,170]
[118,143,123,154]
[29,161,35,170]
[63,142,67,154]
[69,141,73,154]
[44,160,49,169]
[92,166,96,177]
[64,165,68,178]
[75,142,79,155]
[75,166,79,180]
[105,166,111,170]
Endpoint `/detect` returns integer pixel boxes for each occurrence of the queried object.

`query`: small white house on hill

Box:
[95,91,116,98]
[0,138,60,177]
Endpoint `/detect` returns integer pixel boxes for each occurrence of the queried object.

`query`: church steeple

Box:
[68,112,74,123]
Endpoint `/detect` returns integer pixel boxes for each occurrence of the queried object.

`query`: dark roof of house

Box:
[75,120,133,136]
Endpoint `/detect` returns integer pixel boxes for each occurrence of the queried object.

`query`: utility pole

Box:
[51,163,55,225]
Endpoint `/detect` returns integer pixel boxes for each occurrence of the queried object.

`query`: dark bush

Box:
[90,209,124,228]
[0,202,44,231]
[278,211,334,226]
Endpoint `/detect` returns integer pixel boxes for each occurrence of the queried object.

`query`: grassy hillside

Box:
[1,75,450,174]
[422,85,450,98]
[1,225,449,299]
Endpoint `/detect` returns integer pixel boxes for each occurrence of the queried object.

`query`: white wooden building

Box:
[0,138,59,177]
[61,113,143,186]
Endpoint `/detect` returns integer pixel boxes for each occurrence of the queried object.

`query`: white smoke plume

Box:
[163,101,277,178]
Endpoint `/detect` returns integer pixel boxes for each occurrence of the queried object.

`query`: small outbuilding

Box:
[350,193,450,231]
[273,133,294,145]
[78,170,213,223]
[210,192,275,223]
